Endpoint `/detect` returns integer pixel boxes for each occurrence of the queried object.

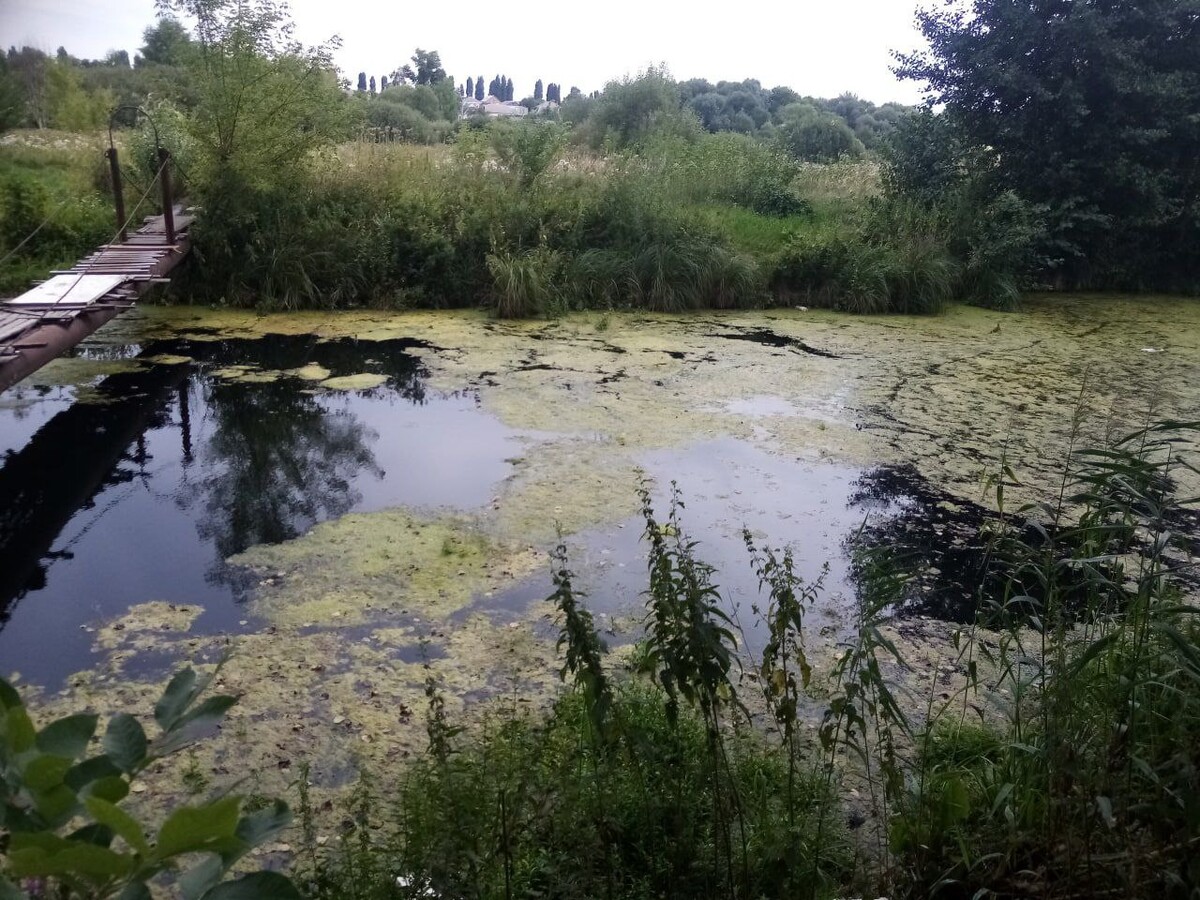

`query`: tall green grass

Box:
[3,125,1034,317]
[0,137,113,294]
[894,420,1200,897]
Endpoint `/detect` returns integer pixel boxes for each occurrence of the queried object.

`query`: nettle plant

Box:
[0,665,298,900]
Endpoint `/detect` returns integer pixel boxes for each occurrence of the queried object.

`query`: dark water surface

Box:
[0,335,531,686]
[0,331,1001,689]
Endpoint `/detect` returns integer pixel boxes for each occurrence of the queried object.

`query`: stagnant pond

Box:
[2,297,1197,804]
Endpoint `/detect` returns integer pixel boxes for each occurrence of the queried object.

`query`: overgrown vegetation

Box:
[2,0,1195,311]
[285,420,1200,899]
[1,662,298,898]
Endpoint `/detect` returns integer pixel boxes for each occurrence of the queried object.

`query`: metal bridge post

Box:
[106,147,127,242]
[158,147,176,244]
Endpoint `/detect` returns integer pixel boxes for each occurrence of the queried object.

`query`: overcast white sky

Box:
[1,0,930,104]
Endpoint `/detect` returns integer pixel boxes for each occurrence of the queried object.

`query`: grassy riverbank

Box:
[1,127,1036,317]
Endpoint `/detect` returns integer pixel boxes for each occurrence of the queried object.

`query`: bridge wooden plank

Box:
[1,202,193,393]
[0,314,35,345]
[4,275,128,308]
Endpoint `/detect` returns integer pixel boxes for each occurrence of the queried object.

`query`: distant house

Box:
[461,95,529,119]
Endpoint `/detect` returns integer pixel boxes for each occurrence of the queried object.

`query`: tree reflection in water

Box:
[173,334,433,575]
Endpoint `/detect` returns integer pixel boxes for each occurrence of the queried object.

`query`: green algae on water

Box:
[319,373,389,392]
[231,510,543,627]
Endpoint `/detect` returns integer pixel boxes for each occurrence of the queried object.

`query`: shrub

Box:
[775,103,866,163]
[305,490,850,900]
[0,665,297,899]
[580,66,702,151]
[652,132,811,217]
[488,121,567,187]
[0,171,110,269]
[362,100,447,144]
[487,246,565,317]
[893,422,1200,898]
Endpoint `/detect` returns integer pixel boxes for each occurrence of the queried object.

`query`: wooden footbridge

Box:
[0,130,193,393]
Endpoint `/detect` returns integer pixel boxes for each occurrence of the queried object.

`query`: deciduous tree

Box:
[895,0,1200,289]
[137,17,193,67]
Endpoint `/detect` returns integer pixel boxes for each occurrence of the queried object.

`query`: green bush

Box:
[651,132,811,217]
[891,422,1200,898]
[363,684,845,900]
[487,246,565,317]
[0,170,111,293]
[305,494,850,900]
[579,66,702,151]
[1,664,297,899]
[488,121,567,188]
[363,98,452,144]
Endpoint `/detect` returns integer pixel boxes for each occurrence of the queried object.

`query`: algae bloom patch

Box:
[319,373,389,391]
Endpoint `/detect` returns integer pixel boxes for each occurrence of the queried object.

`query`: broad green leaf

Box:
[86,775,131,804]
[7,842,135,879]
[155,668,199,732]
[176,695,239,731]
[36,714,98,759]
[9,832,69,853]
[4,706,36,753]
[0,678,20,712]
[23,754,71,792]
[201,872,301,900]
[180,855,226,900]
[234,799,292,849]
[87,796,150,856]
[155,796,242,860]
[33,783,79,827]
[104,714,148,774]
[65,755,123,792]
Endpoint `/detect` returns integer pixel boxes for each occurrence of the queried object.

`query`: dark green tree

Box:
[0,57,24,131]
[687,92,727,130]
[534,78,543,101]
[410,48,446,85]
[775,102,865,162]
[369,74,376,93]
[766,85,801,117]
[357,71,367,92]
[136,17,192,67]
[585,67,697,149]
[895,0,1200,290]
[475,75,484,100]
[465,75,473,98]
